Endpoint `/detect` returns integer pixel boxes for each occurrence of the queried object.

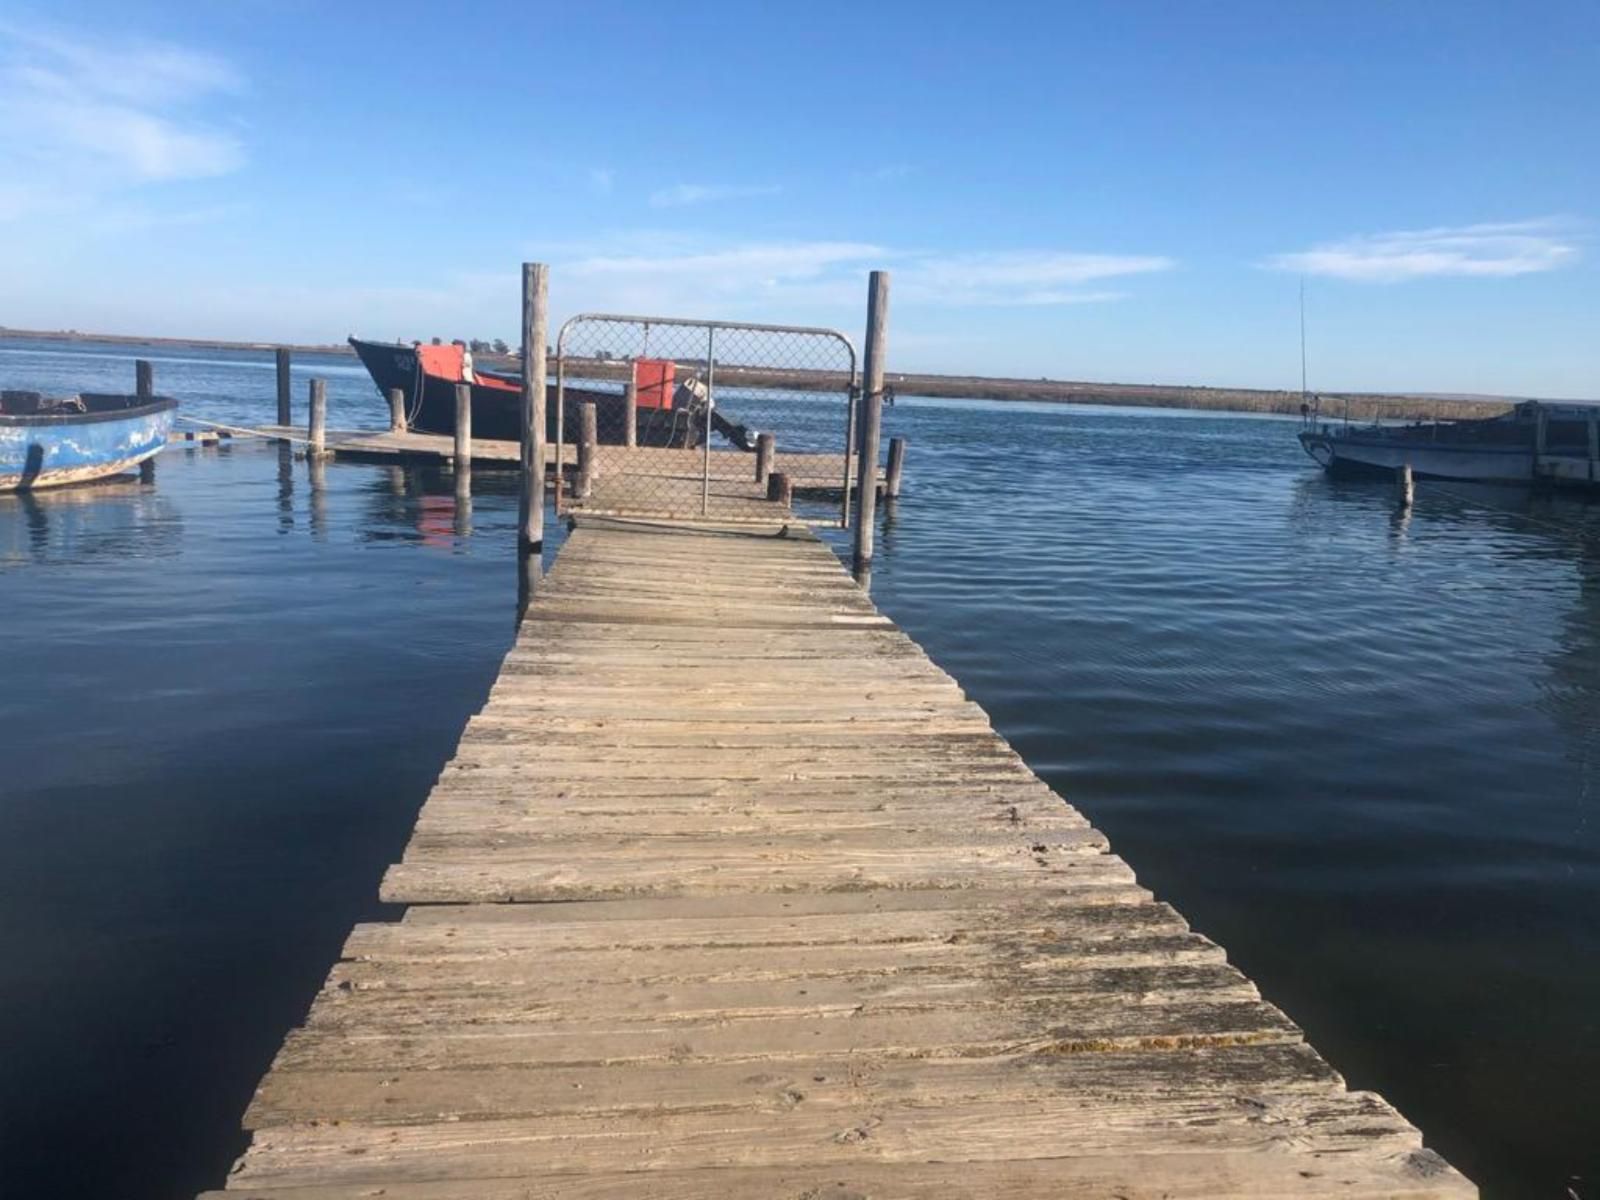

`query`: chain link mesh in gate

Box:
[554,315,857,523]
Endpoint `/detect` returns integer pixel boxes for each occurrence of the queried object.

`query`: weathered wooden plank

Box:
[199,1150,1470,1200]
[395,883,1157,924]
[223,1091,1423,1187]
[379,843,1138,903]
[245,1042,1343,1127]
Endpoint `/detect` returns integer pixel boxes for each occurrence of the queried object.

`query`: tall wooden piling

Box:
[135,359,153,400]
[389,388,407,433]
[520,263,549,554]
[454,383,473,498]
[308,378,327,459]
[755,432,775,484]
[1396,462,1414,509]
[853,271,890,572]
[885,435,907,499]
[623,380,638,448]
[577,400,598,500]
[275,348,292,426]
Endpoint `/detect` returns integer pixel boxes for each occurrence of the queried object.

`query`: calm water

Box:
[2,338,1596,1198]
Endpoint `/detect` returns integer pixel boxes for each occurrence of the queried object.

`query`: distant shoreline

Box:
[0,325,1533,423]
[0,326,354,357]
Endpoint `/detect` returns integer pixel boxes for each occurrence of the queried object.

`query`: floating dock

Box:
[203,514,1472,1198]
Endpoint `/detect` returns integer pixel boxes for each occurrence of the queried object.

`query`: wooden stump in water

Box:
[577,400,598,499]
[389,387,407,433]
[755,432,775,484]
[1396,462,1414,509]
[275,348,292,426]
[454,383,472,499]
[135,359,153,400]
[886,435,907,499]
[308,378,327,459]
[766,470,793,507]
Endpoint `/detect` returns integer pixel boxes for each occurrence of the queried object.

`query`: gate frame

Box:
[553,313,859,526]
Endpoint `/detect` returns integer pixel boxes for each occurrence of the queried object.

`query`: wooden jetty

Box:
[246,423,881,519]
[202,515,1472,1199]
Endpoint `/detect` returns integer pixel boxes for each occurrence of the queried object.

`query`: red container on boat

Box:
[416,342,467,381]
[632,359,675,410]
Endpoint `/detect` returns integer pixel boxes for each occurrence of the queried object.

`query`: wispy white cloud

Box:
[536,233,1173,317]
[648,182,782,208]
[900,251,1174,305]
[1266,219,1582,282]
[0,22,243,220]
[588,167,615,196]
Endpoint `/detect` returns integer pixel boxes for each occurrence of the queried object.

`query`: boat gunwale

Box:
[0,396,179,429]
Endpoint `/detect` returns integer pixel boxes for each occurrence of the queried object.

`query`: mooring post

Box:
[139,457,156,484]
[389,387,407,433]
[852,271,890,573]
[454,382,473,498]
[766,471,793,508]
[308,378,327,459]
[755,432,775,484]
[885,435,907,499]
[135,359,153,400]
[1588,408,1599,484]
[577,399,598,499]
[1396,462,1414,509]
[520,262,549,554]
[624,379,638,449]
[275,348,292,426]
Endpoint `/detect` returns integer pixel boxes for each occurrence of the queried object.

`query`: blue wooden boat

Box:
[0,391,177,492]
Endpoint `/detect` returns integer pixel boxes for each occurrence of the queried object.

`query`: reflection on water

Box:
[2,341,1598,1198]
[1,480,183,566]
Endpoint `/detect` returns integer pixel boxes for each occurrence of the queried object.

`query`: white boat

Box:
[1298,400,1600,487]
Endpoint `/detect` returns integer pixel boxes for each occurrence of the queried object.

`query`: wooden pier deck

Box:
[257,426,869,489]
[204,517,1472,1199]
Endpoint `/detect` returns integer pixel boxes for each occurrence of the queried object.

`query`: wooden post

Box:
[766,471,793,507]
[853,271,890,571]
[454,383,472,498]
[755,432,775,484]
[577,400,598,499]
[389,387,407,433]
[885,436,907,499]
[520,263,548,554]
[135,359,153,399]
[1588,408,1598,484]
[623,379,638,448]
[139,457,156,484]
[308,378,326,459]
[275,348,292,426]
[1396,462,1414,509]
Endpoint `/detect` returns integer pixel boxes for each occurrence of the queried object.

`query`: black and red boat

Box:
[348,337,752,449]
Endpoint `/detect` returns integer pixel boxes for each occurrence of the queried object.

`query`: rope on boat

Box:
[1411,477,1600,545]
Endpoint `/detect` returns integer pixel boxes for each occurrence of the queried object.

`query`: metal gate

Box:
[553,315,858,524]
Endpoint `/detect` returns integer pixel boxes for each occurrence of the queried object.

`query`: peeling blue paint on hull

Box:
[0,398,177,492]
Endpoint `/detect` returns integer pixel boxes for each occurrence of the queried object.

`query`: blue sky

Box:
[1,1,1595,396]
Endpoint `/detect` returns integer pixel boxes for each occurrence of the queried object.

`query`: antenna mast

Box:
[1299,278,1308,403]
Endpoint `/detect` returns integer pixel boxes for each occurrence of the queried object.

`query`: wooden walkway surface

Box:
[204,517,1472,1199]
[256,426,867,489]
